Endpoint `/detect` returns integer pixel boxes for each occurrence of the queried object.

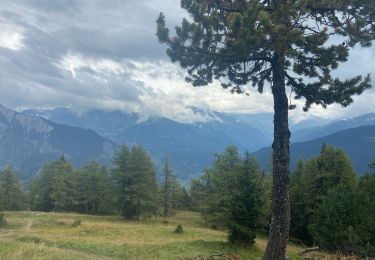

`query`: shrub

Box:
[174,225,184,234]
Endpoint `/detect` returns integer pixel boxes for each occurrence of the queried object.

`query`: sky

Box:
[0,0,375,123]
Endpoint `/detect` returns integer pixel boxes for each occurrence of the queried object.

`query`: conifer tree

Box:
[228,151,262,244]
[193,146,263,244]
[290,145,357,242]
[113,145,159,219]
[157,2,375,258]
[290,158,309,241]
[355,173,375,256]
[78,161,115,214]
[112,145,132,218]
[309,184,357,252]
[0,167,26,211]
[178,186,193,210]
[31,156,74,212]
[202,145,243,227]
[129,145,159,219]
[162,157,174,220]
[49,156,75,212]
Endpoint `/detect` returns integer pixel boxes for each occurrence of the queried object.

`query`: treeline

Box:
[189,145,375,257]
[190,146,270,244]
[290,145,375,256]
[0,145,191,219]
[0,144,374,256]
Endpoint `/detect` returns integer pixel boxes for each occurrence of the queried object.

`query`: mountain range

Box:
[23,107,274,180]
[255,125,375,175]
[1,104,375,180]
[0,105,117,179]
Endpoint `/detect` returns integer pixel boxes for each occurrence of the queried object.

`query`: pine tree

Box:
[178,186,193,210]
[228,151,263,245]
[31,156,74,212]
[112,145,132,218]
[290,158,310,241]
[128,145,159,219]
[0,167,26,211]
[202,145,243,228]
[290,145,357,243]
[162,157,174,220]
[354,173,375,256]
[193,146,263,244]
[157,2,375,258]
[78,161,115,214]
[49,157,75,212]
[113,145,159,219]
[309,184,357,252]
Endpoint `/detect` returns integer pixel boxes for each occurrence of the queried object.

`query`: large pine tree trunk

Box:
[263,54,291,260]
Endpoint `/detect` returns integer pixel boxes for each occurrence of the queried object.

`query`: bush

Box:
[0,212,7,227]
[228,226,256,245]
[174,225,184,234]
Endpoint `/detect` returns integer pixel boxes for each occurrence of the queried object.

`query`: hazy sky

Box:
[0,0,375,122]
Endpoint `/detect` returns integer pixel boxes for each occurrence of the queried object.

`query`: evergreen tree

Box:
[309,184,357,253]
[49,156,75,212]
[31,156,74,212]
[290,145,357,242]
[202,145,243,228]
[0,167,26,211]
[193,146,264,245]
[112,145,132,218]
[157,2,375,258]
[177,186,193,210]
[129,145,159,219]
[354,173,375,256]
[162,157,174,220]
[113,145,159,219]
[290,158,309,241]
[228,151,263,245]
[77,161,115,214]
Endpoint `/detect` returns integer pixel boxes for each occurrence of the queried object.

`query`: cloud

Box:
[0,0,374,123]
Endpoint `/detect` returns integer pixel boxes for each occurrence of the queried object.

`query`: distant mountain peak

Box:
[0,104,117,179]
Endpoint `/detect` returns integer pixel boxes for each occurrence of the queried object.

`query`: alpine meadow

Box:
[1,1,375,260]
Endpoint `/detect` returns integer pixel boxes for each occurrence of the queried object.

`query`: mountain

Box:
[23,108,274,180]
[23,107,139,141]
[0,105,117,179]
[116,116,272,180]
[292,113,375,142]
[254,125,375,175]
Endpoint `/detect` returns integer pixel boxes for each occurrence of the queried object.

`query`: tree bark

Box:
[263,54,291,260]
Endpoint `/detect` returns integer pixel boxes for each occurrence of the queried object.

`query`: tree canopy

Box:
[157,0,374,110]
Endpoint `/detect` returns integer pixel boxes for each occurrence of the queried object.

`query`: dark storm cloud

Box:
[0,0,374,121]
[0,0,183,111]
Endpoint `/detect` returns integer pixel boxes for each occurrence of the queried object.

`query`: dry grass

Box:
[0,211,306,259]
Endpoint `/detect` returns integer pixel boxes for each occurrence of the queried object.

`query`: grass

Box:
[0,211,305,260]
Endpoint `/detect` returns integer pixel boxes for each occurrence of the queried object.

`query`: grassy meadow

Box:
[0,211,334,260]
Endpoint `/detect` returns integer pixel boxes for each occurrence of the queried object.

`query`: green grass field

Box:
[0,211,328,260]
